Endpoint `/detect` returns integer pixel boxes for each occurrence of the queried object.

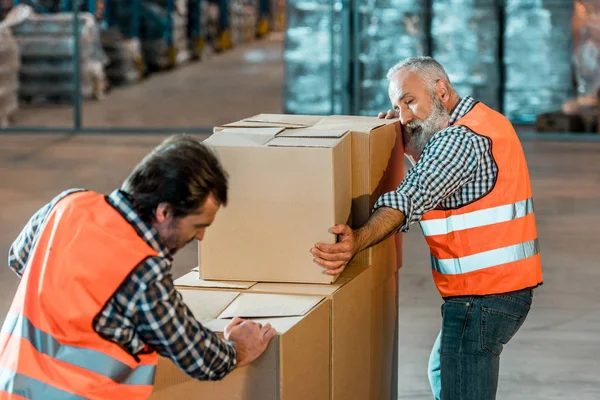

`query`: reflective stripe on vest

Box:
[421,198,534,237]
[1,313,156,387]
[0,367,88,400]
[431,239,539,275]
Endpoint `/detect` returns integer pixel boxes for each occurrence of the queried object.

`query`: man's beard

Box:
[403,97,450,164]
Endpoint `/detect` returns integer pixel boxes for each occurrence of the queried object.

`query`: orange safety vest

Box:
[419,102,543,298]
[0,191,159,399]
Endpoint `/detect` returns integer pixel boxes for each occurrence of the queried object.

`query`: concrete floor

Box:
[2,35,600,399]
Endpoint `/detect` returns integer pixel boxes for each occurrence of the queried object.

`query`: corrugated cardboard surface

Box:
[370,272,399,400]
[201,127,352,284]
[150,289,330,400]
[245,264,372,400]
[314,116,402,270]
[174,271,256,289]
[174,264,372,400]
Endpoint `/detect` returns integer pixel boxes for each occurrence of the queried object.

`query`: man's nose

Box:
[196,229,206,241]
[400,107,413,126]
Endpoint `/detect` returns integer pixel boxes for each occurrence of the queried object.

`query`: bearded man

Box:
[311,57,542,400]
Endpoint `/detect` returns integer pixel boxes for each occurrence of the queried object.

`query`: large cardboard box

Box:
[201,122,353,284]
[177,259,397,400]
[175,264,372,400]
[201,113,402,284]
[150,290,330,400]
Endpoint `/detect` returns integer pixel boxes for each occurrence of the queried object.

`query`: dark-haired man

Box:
[1,135,275,399]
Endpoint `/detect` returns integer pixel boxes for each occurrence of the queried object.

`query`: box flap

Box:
[313,116,391,132]
[267,137,343,149]
[204,316,305,334]
[179,289,240,322]
[218,293,324,319]
[248,264,369,296]
[244,113,323,126]
[206,128,281,147]
[174,271,256,289]
[276,128,348,139]
[222,120,304,129]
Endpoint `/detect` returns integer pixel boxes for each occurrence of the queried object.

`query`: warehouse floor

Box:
[2,34,600,399]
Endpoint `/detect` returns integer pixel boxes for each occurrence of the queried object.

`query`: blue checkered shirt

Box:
[373,95,498,232]
[8,189,237,381]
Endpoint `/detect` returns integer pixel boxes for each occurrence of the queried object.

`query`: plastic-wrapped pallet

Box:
[355,0,427,116]
[101,27,145,85]
[201,1,218,53]
[573,0,600,99]
[0,23,20,125]
[504,0,575,123]
[242,4,257,42]
[229,0,244,46]
[11,9,108,101]
[432,0,501,111]
[560,0,600,131]
[271,0,286,31]
[284,0,347,115]
[140,2,190,70]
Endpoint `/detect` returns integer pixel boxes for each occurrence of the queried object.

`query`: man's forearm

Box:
[354,207,405,253]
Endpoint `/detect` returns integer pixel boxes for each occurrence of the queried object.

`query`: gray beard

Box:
[404,98,450,164]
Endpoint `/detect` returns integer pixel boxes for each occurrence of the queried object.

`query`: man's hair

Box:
[122,134,228,222]
[386,56,453,93]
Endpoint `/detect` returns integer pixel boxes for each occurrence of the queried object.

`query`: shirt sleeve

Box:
[8,189,84,277]
[373,127,483,232]
[112,258,237,381]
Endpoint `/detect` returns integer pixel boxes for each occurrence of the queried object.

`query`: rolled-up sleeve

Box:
[373,127,481,232]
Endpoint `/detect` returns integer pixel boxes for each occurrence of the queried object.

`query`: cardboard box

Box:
[202,113,402,284]
[175,265,372,400]
[177,261,397,400]
[201,123,353,284]
[150,290,330,400]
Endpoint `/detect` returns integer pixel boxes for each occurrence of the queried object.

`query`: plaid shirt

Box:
[8,189,237,381]
[374,95,498,232]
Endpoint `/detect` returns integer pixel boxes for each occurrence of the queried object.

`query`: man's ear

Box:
[154,202,173,224]
[436,80,451,104]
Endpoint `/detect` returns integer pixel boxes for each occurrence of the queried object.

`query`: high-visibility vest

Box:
[0,191,159,399]
[420,102,543,298]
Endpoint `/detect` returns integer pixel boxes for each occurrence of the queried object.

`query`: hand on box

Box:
[377,109,399,119]
[225,318,276,367]
[311,224,357,276]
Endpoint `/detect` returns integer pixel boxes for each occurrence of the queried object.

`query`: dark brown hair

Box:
[122,135,228,222]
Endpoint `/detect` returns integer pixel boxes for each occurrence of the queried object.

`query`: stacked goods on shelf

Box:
[355,0,428,116]
[201,0,220,55]
[12,10,108,102]
[230,0,257,46]
[101,26,145,84]
[560,0,600,133]
[140,1,190,70]
[242,0,258,42]
[504,0,575,122]
[270,0,286,31]
[573,0,600,99]
[0,22,20,125]
[431,0,501,111]
[284,0,426,116]
[100,0,145,85]
[283,0,347,114]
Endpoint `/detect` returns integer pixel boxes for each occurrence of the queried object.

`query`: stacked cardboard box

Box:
[151,114,405,400]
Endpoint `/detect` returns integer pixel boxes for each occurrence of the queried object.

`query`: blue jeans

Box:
[428,288,533,400]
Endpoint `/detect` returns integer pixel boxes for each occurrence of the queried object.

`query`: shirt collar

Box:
[449,95,476,125]
[106,189,172,260]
